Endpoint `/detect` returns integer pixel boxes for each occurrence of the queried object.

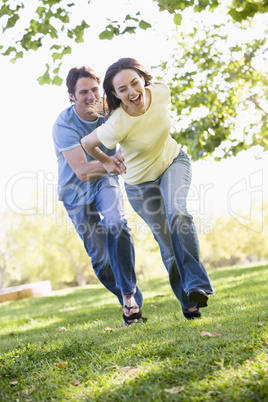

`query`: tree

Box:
[0,211,18,288]
[199,201,268,267]
[158,16,268,159]
[1,0,267,159]
[0,0,152,85]
[0,205,97,289]
[1,0,267,84]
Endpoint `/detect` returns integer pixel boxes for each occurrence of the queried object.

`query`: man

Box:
[52,66,145,325]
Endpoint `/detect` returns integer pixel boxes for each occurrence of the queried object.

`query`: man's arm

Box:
[63,146,107,182]
[81,129,126,175]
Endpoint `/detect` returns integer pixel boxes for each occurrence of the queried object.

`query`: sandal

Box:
[123,305,147,326]
[183,308,201,320]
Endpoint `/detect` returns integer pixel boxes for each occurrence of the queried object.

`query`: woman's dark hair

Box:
[103,58,153,115]
[66,66,101,103]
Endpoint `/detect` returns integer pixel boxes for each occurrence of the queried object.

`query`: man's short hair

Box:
[66,66,101,103]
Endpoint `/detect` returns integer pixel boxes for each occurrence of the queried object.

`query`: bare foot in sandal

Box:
[122,294,139,317]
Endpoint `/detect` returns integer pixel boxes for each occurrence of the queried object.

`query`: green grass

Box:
[0,263,268,401]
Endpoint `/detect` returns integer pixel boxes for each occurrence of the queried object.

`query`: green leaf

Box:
[49,26,59,39]
[228,2,259,22]
[2,46,16,56]
[52,46,71,61]
[194,0,210,12]
[37,65,51,85]
[54,8,70,23]
[228,8,244,22]
[125,14,139,22]
[52,51,64,62]
[139,20,152,30]
[2,46,23,61]
[173,13,182,25]
[0,4,14,17]
[43,0,61,6]
[68,20,89,43]
[121,26,137,35]
[30,39,43,51]
[1,3,24,18]
[37,72,51,85]
[53,62,62,74]
[114,27,120,36]
[50,45,61,50]
[99,29,114,40]
[36,6,46,17]
[52,75,63,86]
[15,51,23,60]
[62,46,71,55]
[3,14,20,32]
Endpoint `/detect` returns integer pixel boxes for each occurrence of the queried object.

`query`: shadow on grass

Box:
[90,351,268,401]
[210,264,268,308]
[0,276,171,319]
[1,265,267,340]
[0,264,268,401]
[0,286,112,317]
[210,263,268,280]
[4,305,265,401]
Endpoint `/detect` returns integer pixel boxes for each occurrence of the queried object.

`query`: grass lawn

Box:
[0,263,268,401]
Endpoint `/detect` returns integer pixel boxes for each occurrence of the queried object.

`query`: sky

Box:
[1,0,267,235]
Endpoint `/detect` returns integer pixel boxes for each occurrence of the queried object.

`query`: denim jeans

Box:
[64,174,143,308]
[125,150,214,310]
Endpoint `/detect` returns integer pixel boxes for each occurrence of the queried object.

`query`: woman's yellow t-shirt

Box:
[97,82,180,185]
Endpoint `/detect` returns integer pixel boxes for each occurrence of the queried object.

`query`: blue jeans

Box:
[64,174,143,308]
[125,150,214,310]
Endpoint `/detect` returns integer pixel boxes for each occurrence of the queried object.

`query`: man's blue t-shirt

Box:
[52,105,116,206]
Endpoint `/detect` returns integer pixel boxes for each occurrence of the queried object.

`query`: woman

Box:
[81,58,214,320]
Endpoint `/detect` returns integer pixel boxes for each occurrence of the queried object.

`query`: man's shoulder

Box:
[55,105,75,125]
[52,105,78,146]
[96,115,107,126]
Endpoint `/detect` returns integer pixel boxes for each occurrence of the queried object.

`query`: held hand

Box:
[114,147,124,163]
[113,149,126,173]
[111,155,126,174]
[103,156,126,175]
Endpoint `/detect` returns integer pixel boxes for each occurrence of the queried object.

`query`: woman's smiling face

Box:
[112,69,147,116]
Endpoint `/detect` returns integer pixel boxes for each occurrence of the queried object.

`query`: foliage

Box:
[1,1,267,159]
[0,212,18,288]
[157,14,268,159]
[156,0,268,22]
[1,197,268,288]
[199,201,268,267]
[0,205,96,289]
[0,263,268,400]
[0,197,162,289]
[1,0,267,84]
[0,0,151,85]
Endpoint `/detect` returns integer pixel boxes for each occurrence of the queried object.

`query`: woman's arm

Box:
[81,129,126,175]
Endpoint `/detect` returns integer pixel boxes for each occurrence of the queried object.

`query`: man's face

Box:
[70,77,101,121]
